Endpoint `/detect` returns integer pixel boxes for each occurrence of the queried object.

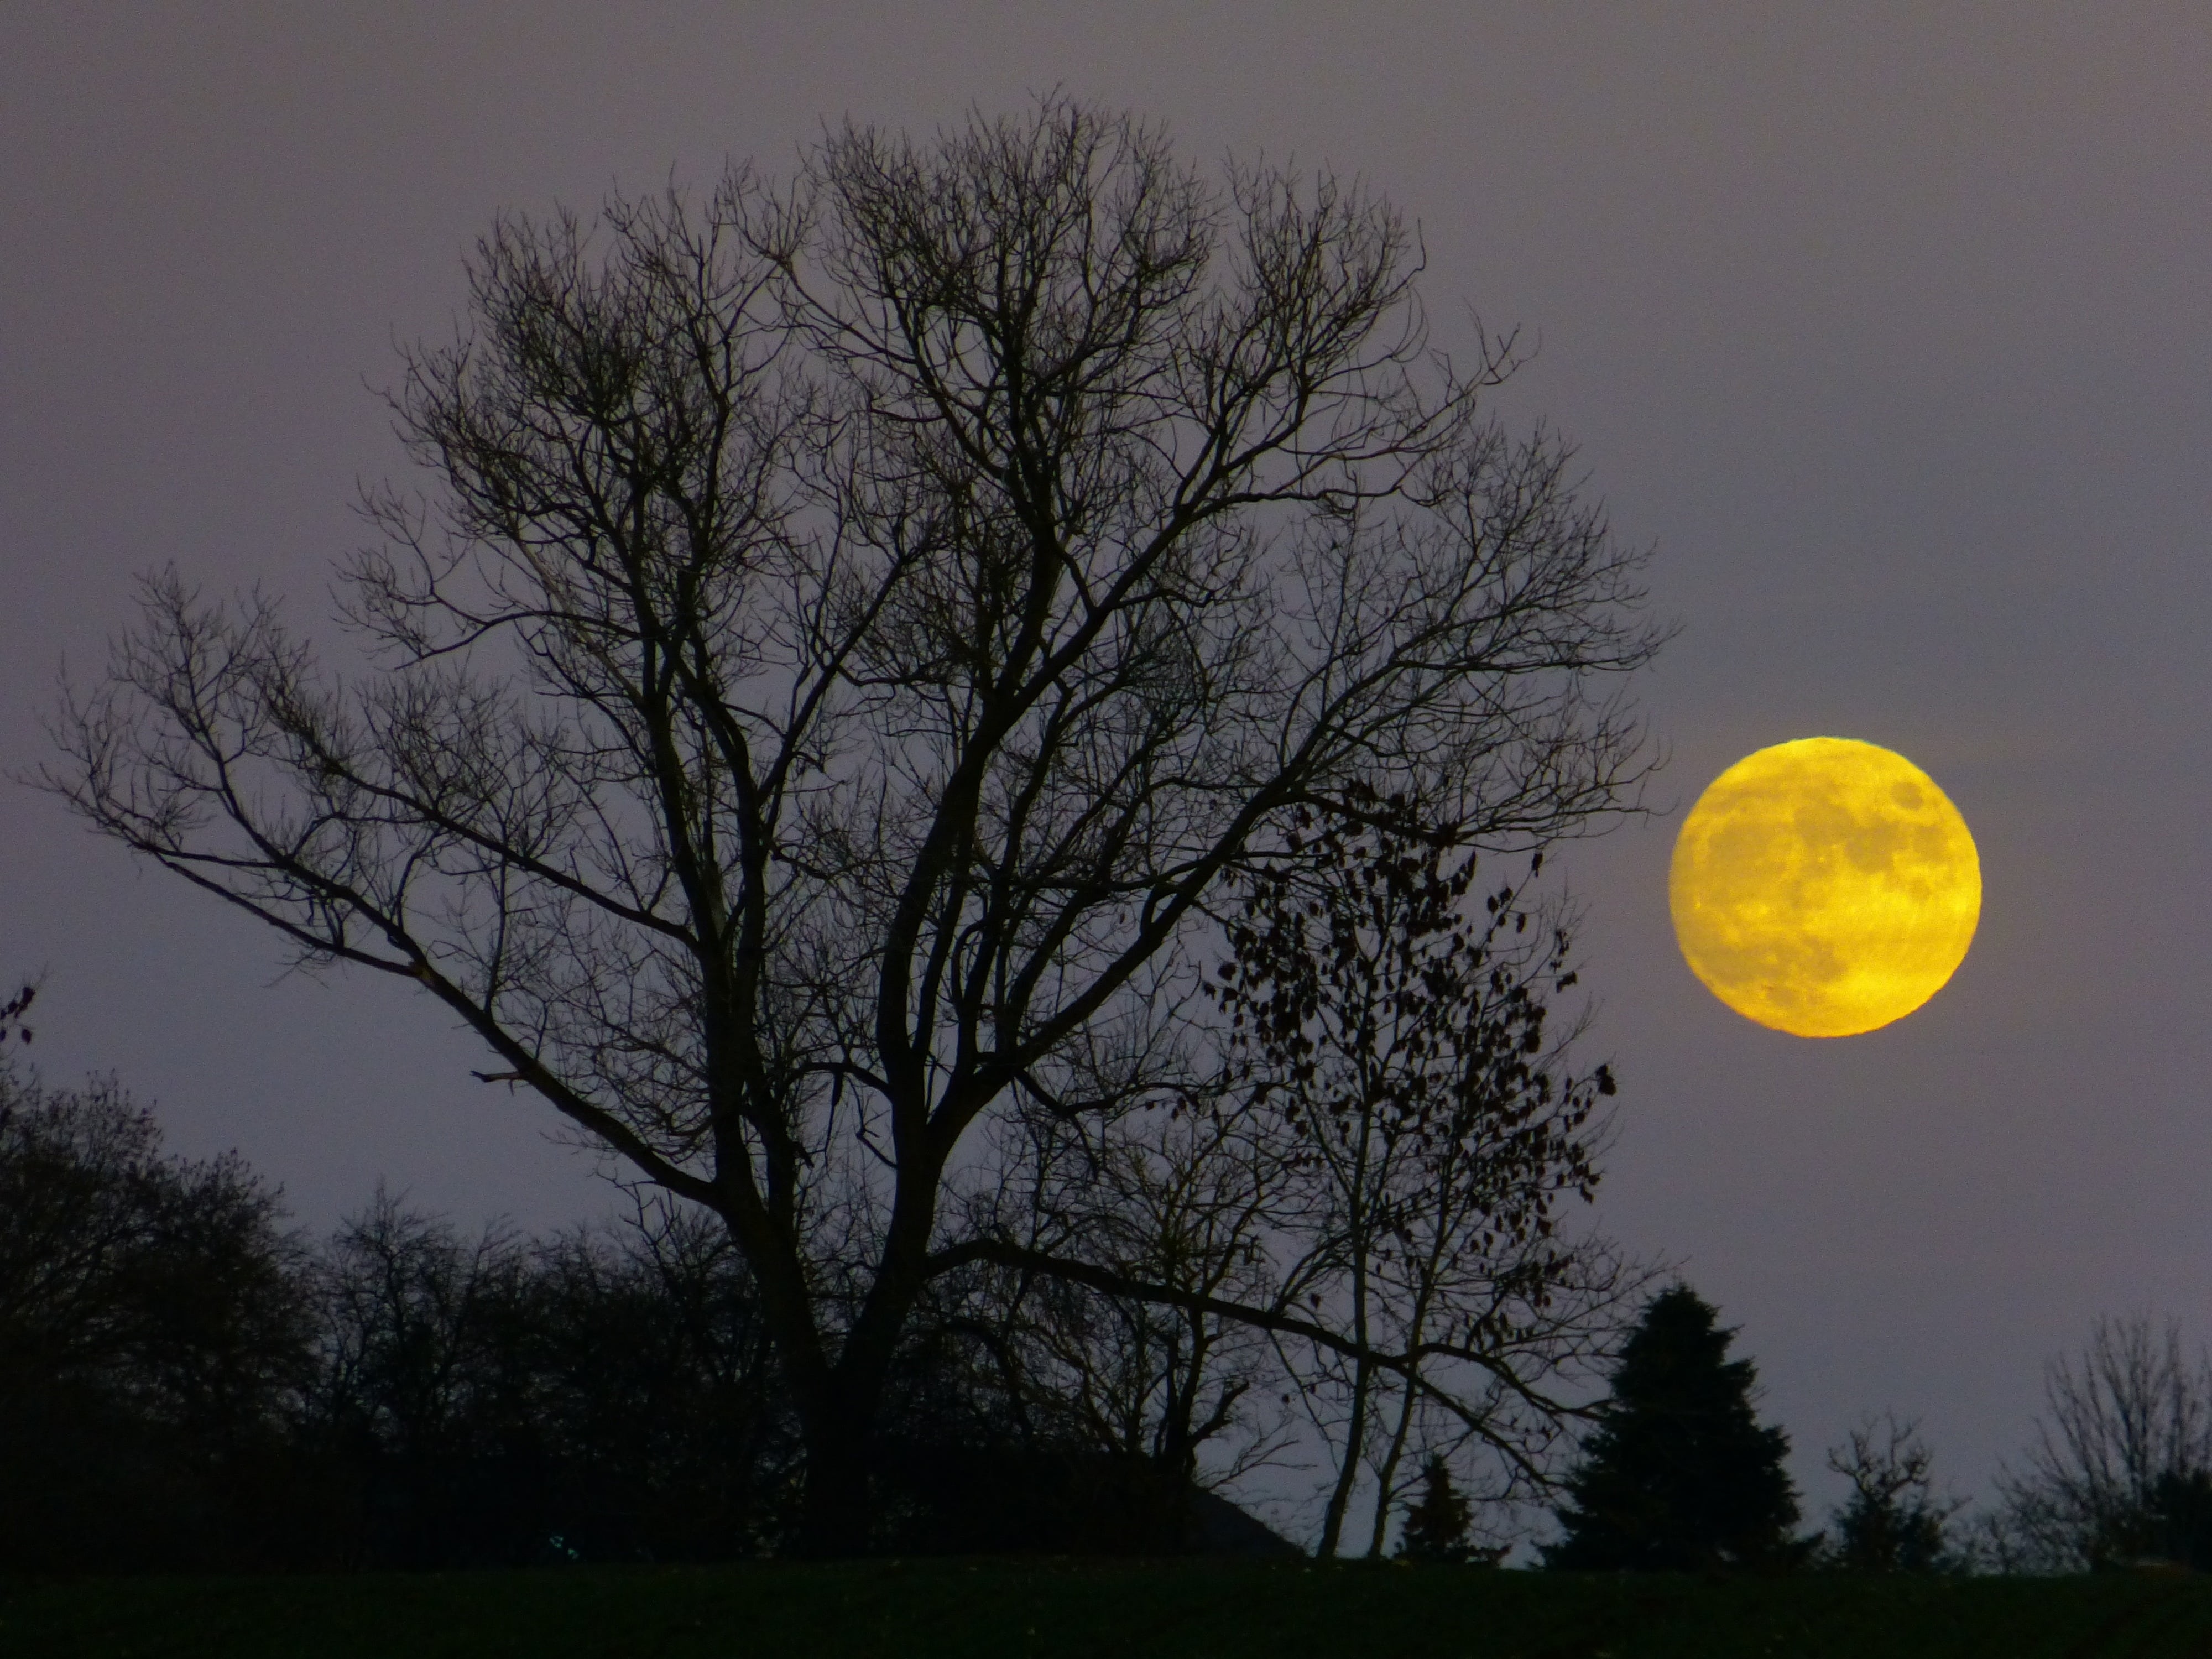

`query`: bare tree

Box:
[46,97,1659,1552]
[305,1189,540,1476]
[1987,1314,2212,1571]
[1820,1412,1964,1572]
[983,1093,1296,1507]
[303,1189,797,1563]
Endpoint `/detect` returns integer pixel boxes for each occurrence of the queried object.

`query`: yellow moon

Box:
[1668,737,1980,1037]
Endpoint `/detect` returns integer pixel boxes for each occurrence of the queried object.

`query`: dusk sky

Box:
[6,5,2209,1530]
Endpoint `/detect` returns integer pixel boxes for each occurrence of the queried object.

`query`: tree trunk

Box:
[1366,1368,1420,1556]
[793,1391,875,1558]
[784,1198,940,1558]
[1317,1113,1377,1559]
[1317,1353,1372,1557]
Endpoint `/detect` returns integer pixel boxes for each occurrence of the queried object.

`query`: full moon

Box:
[1668,737,1981,1037]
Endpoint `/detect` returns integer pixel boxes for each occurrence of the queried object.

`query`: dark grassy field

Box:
[6,1560,2211,1658]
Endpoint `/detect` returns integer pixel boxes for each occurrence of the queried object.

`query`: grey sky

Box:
[5,4,2208,1527]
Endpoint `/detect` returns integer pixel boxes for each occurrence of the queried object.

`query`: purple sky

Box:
[6,4,2209,1530]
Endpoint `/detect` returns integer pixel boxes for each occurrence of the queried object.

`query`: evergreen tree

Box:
[2150,1469,2212,1571]
[1544,1285,1804,1571]
[1398,1455,1473,1562]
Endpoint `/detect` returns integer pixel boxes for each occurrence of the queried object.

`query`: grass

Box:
[5,1559,2212,1658]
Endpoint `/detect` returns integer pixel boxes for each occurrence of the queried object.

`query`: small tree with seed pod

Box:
[1210,803,1638,1557]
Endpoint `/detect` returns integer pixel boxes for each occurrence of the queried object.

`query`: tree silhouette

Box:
[2148,1469,2212,1571]
[1397,1454,1473,1562]
[1821,1412,1961,1572]
[1987,1314,2212,1569]
[1543,1285,1803,1571]
[0,1064,312,1569]
[49,96,1661,1553]
[1208,822,1631,1557]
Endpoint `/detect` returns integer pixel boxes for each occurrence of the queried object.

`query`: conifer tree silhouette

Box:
[1398,1455,1473,1562]
[1544,1285,1804,1570]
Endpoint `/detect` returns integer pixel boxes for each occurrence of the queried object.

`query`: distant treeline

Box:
[16,1051,2212,1576]
[0,1065,1271,1572]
